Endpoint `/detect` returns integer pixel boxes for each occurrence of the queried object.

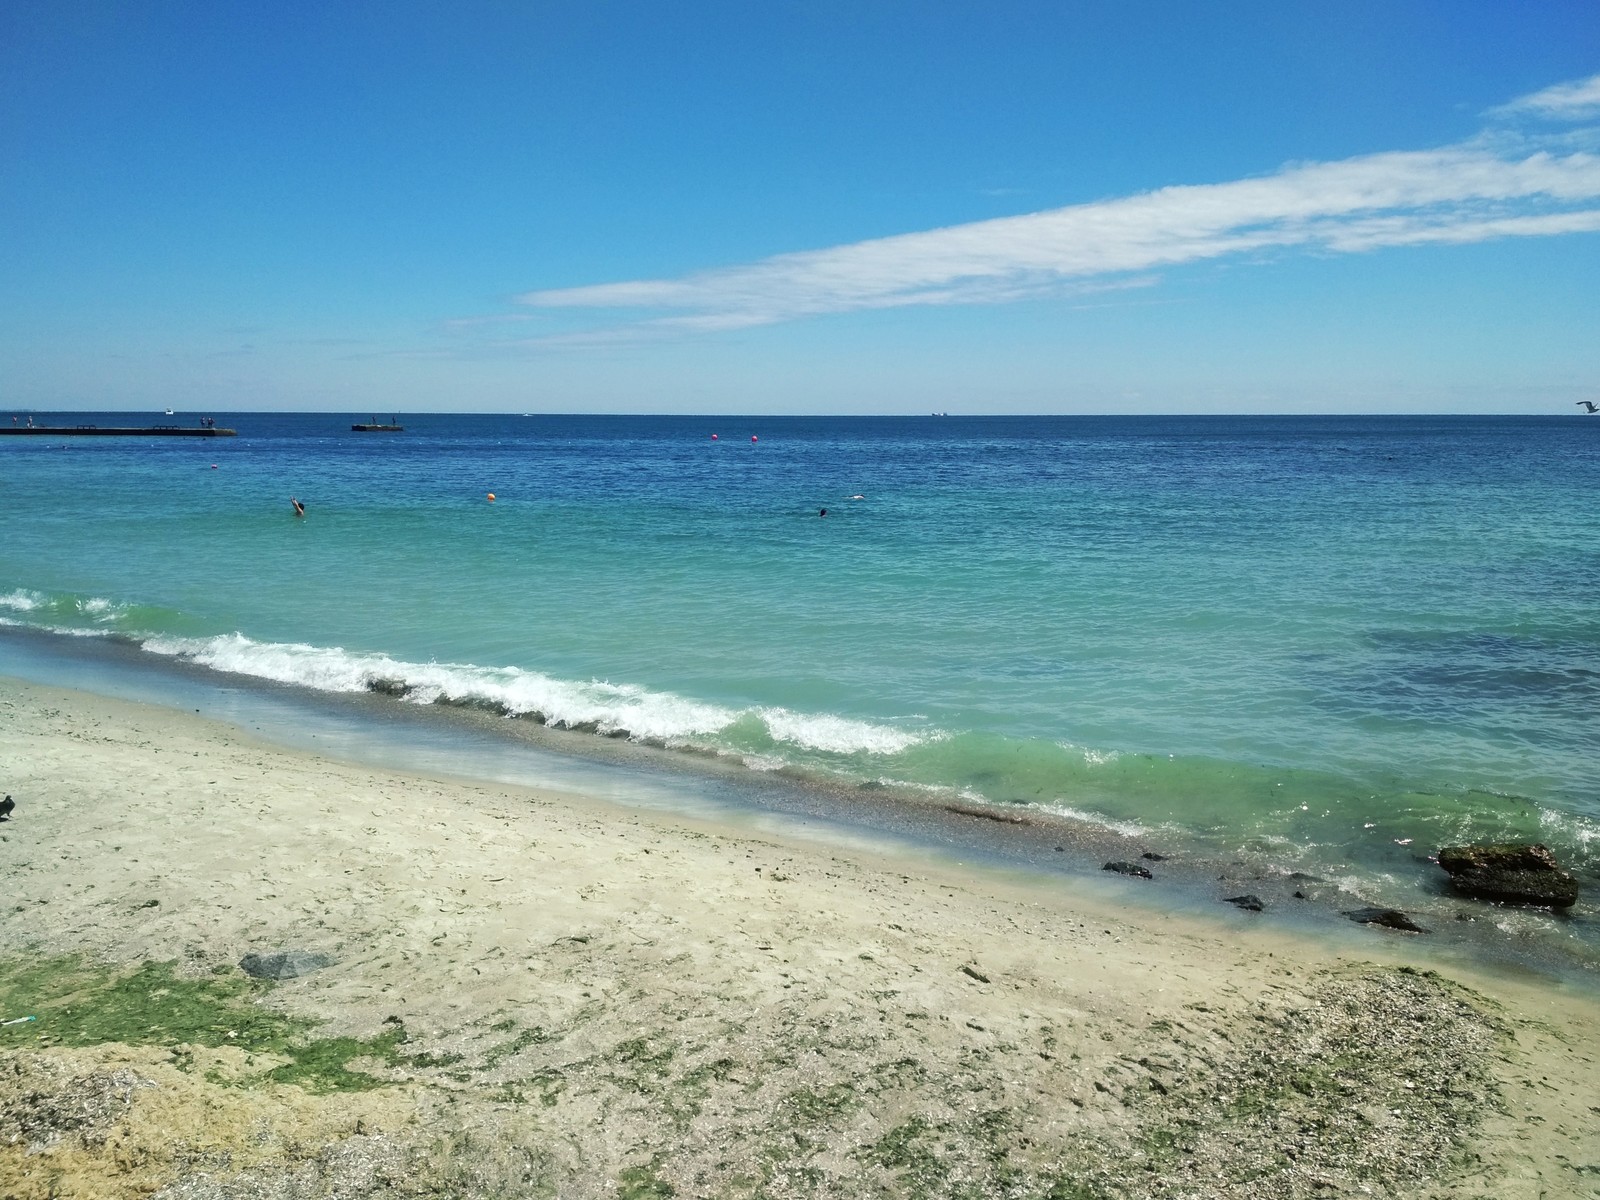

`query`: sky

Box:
[2,1,1598,414]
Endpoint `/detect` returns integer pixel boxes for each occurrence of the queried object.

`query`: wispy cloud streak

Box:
[1493,72,1600,119]
[510,76,1600,340]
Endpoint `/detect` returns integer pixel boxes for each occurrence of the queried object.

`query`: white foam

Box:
[1054,741,1121,767]
[1327,871,1383,899]
[134,631,931,758]
[0,610,110,639]
[1537,805,1600,854]
[759,707,927,755]
[142,633,399,693]
[1038,801,1148,838]
[0,590,43,611]
[738,753,790,774]
[0,589,127,625]
[431,669,734,742]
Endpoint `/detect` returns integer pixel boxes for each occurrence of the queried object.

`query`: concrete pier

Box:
[1,424,236,437]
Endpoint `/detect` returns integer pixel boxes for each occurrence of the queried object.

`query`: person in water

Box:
[291,497,305,517]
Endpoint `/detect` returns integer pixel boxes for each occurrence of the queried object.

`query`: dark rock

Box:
[1436,842,1579,909]
[945,803,1031,825]
[0,794,12,820]
[1287,871,1323,882]
[365,677,411,698]
[1224,894,1264,911]
[436,695,511,717]
[1103,861,1153,879]
[1140,851,1167,861]
[239,950,336,980]
[1293,890,1307,899]
[1343,908,1429,933]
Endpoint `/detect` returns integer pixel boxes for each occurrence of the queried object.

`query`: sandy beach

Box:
[1,675,1596,1199]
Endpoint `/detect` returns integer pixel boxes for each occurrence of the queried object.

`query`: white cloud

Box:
[516,275,1159,348]
[507,76,1600,341]
[1494,72,1600,120]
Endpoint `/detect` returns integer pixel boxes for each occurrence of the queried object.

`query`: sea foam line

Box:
[137,631,931,757]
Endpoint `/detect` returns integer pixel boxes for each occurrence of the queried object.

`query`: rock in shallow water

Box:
[239,950,336,980]
[1436,842,1579,909]
[1224,894,1264,911]
[1343,908,1429,933]
[1103,861,1153,879]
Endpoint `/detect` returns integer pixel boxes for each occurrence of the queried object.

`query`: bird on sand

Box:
[1578,401,1599,413]
[0,795,13,820]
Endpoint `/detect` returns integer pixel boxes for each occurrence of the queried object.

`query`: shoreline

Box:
[3,620,1596,988]
[2,676,1598,1198]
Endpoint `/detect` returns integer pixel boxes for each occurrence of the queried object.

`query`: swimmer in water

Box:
[819,508,828,517]
[291,497,305,517]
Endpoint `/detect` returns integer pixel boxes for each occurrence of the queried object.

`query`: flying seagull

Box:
[1578,401,1599,413]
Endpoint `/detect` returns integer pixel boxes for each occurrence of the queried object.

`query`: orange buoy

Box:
[486,492,496,502]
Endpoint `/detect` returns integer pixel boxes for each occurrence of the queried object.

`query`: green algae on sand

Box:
[0,956,408,1093]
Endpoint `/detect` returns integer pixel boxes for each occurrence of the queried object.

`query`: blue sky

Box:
[3,2,1598,414]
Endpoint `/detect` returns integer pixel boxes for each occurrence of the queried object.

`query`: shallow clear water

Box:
[3,412,1598,930]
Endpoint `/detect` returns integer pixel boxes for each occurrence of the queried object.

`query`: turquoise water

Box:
[3,413,1597,936]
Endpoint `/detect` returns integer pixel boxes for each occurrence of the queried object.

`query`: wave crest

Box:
[137,631,932,758]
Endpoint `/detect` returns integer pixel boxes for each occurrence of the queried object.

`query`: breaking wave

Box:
[137,631,930,758]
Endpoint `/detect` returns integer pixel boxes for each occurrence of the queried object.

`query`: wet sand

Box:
[2,676,1596,1199]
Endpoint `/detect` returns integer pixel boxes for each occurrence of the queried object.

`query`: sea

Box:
[3,412,1597,976]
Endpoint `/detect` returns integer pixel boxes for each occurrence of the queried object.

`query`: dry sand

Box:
[1,676,1596,1199]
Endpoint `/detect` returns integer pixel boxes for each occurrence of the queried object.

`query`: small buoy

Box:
[210,464,218,469]
[711,434,718,440]
[751,435,758,442]
[486,492,496,502]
